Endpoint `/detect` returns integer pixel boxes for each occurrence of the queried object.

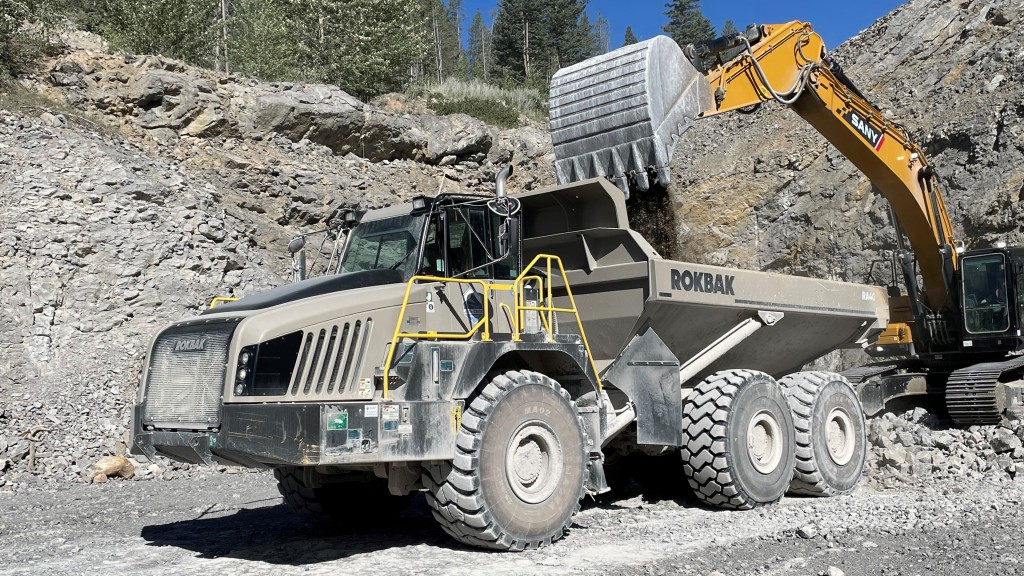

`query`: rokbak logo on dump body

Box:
[671,269,736,295]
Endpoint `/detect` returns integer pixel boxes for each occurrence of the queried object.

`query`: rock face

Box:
[52,52,506,166]
[0,37,554,491]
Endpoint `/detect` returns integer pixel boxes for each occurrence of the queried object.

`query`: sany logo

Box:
[844,110,886,152]
[173,338,207,352]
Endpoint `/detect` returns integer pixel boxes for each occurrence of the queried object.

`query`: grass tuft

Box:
[415,78,547,128]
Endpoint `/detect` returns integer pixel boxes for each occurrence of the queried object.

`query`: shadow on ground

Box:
[587,452,704,510]
[141,495,458,564]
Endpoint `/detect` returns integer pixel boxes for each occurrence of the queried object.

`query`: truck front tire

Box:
[274,466,409,526]
[779,371,866,496]
[423,370,587,550]
[681,369,796,509]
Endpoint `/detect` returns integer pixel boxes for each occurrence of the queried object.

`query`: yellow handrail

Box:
[381,255,602,399]
[514,255,602,390]
[383,275,496,399]
[209,296,238,308]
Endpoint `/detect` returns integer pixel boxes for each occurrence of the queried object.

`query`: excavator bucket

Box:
[549,36,712,197]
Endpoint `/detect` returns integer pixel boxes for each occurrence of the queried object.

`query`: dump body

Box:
[570,259,886,379]
[516,179,888,383]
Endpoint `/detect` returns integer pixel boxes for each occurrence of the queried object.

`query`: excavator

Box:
[549,21,1024,425]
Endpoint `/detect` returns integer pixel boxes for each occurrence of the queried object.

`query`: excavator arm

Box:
[549,21,959,351]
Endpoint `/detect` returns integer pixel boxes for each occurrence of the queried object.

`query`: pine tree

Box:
[421,0,466,83]
[466,9,492,81]
[491,0,543,84]
[291,0,428,99]
[444,0,466,79]
[721,19,738,37]
[492,0,594,87]
[623,26,638,46]
[595,12,610,53]
[663,0,713,48]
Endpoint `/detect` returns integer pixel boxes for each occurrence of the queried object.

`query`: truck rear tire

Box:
[681,369,796,510]
[423,370,587,550]
[779,371,866,496]
[274,466,409,526]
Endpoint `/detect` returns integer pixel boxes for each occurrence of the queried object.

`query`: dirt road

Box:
[1,468,1022,576]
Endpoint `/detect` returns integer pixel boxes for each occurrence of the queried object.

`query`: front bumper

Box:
[131,400,463,468]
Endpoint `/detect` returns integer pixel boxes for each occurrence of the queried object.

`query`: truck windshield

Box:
[339,214,425,278]
[962,253,1010,334]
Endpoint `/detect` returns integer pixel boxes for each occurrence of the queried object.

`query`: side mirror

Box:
[288,236,306,254]
[499,220,510,256]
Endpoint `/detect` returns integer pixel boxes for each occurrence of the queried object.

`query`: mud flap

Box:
[601,328,683,446]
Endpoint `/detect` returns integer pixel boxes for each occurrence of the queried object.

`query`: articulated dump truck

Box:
[131,24,909,550]
[132,166,887,549]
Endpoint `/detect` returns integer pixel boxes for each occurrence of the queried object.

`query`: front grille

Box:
[142,319,240,429]
[287,318,373,400]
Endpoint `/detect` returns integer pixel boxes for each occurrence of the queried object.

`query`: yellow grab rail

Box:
[382,255,602,399]
[514,254,602,391]
[382,276,496,399]
[209,296,238,308]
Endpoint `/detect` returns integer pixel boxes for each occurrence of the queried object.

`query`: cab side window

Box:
[445,206,518,280]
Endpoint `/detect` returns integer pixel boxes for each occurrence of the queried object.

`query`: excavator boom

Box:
[550,21,959,349]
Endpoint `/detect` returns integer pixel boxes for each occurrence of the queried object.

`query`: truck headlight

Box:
[234,345,257,396]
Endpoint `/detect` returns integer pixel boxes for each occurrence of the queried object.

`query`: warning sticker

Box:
[451,405,462,433]
[382,404,399,420]
[327,411,349,430]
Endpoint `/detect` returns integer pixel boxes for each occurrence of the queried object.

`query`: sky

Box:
[460,0,906,50]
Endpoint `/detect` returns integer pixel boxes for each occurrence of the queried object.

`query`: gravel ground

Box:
[1,462,1022,576]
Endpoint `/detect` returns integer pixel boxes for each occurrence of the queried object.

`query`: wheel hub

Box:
[747,410,784,474]
[505,422,563,504]
[825,407,856,465]
[513,439,543,484]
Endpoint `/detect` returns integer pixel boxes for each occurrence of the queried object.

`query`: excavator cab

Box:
[958,248,1024,352]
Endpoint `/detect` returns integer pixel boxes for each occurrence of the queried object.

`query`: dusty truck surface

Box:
[132,164,888,550]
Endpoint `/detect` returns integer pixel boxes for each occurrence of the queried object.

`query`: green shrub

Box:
[430,97,522,128]
[419,78,546,127]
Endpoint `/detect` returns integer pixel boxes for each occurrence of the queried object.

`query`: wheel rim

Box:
[747,409,784,474]
[505,421,564,504]
[825,407,856,465]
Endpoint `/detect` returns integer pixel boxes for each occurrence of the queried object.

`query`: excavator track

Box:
[945,355,1024,425]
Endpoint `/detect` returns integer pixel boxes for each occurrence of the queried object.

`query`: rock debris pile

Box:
[864,406,1024,486]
